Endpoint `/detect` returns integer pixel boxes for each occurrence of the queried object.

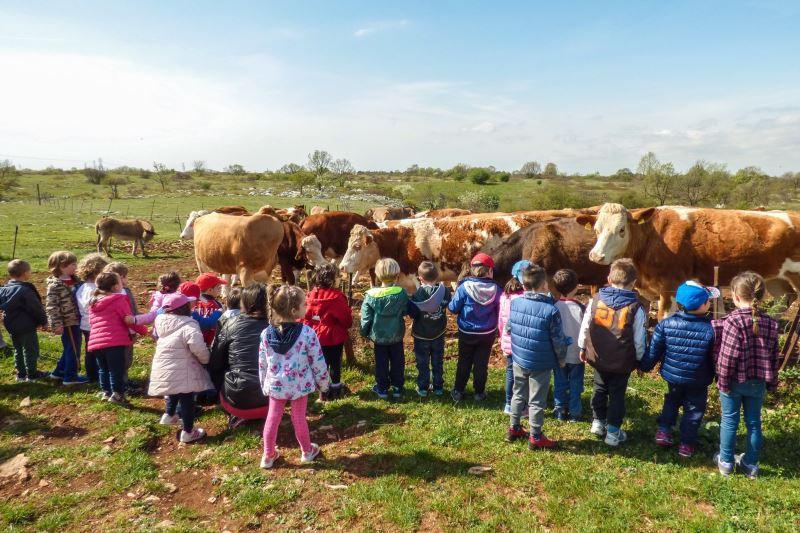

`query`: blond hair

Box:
[268,284,305,322]
[103,261,129,278]
[77,253,109,281]
[608,258,637,287]
[48,251,77,277]
[375,258,400,283]
[731,271,766,334]
[91,272,120,306]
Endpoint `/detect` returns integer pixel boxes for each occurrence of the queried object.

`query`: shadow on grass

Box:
[0,403,50,438]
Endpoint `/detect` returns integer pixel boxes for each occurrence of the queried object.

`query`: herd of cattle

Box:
[94,202,800,315]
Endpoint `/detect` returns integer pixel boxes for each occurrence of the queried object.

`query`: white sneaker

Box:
[503,404,512,415]
[300,443,321,463]
[590,419,607,437]
[604,429,627,447]
[159,413,180,426]
[260,451,280,469]
[107,392,128,405]
[179,428,206,443]
[97,391,112,401]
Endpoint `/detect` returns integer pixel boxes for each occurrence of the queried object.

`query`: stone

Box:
[19,397,32,408]
[164,482,177,494]
[102,436,116,444]
[156,520,174,528]
[0,454,28,478]
[356,420,367,428]
[207,496,217,503]
[38,479,50,488]
[467,465,493,476]
[318,425,333,431]
[143,495,161,503]
[325,484,348,490]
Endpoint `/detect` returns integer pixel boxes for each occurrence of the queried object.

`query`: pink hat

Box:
[161,292,195,311]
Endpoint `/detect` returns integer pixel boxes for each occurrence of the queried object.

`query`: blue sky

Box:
[1,1,798,173]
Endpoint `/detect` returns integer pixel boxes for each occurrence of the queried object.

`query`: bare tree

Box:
[519,161,541,178]
[307,150,332,185]
[0,159,15,180]
[280,163,304,174]
[192,160,206,174]
[330,158,355,186]
[637,152,660,178]
[106,176,128,199]
[152,162,172,192]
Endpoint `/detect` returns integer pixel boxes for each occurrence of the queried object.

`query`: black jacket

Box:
[0,280,47,335]
[209,315,269,410]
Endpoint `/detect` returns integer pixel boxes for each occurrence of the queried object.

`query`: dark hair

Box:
[313,263,338,288]
[225,288,242,311]
[91,272,121,305]
[521,264,547,291]
[470,264,490,278]
[241,283,268,318]
[552,269,578,296]
[731,271,766,334]
[504,277,523,294]
[609,258,637,287]
[418,261,439,283]
[269,284,305,322]
[158,271,181,294]
[7,260,30,278]
[168,302,193,316]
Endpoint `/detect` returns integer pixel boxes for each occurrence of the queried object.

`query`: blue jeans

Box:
[719,379,766,465]
[93,345,127,394]
[166,393,195,431]
[374,343,405,393]
[82,330,98,382]
[54,325,82,380]
[414,336,445,391]
[505,355,514,405]
[553,363,585,416]
[657,382,708,445]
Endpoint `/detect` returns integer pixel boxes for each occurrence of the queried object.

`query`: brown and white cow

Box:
[192,208,284,287]
[300,211,379,262]
[278,221,308,285]
[412,208,472,219]
[309,205,329,215]
[575,203,800,312]
[95,217,157,257]
[365,206,416,223]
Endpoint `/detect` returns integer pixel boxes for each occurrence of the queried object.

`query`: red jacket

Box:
[87,293,148,352]
[303,287,352,346]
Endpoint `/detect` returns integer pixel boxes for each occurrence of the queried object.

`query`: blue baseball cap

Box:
[511,260,532,284]
[675,281,721,311]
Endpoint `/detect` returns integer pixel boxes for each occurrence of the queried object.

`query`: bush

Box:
[200,181,212,191]
[528,184,596,210]
[494,172,511,183]
[84,168,107,184]
[468,168,491,185]
[458,190,500,212]
[612,190,650,208]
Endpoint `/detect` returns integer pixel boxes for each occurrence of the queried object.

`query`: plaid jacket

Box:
[712,308,779,393]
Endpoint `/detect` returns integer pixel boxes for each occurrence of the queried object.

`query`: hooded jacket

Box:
[498,291,523,355]
[45,275,80,330]
[408,283,452,340]
[448,276,502,335]
[148,313,213,396]
[0,280,47,335]
[640,311,715,386]
[86,293,147,351]
[303,287,353,346]
[508,292,571,371]
[258,323,330,400]
[360,285,409,345]
[209,314,270,409]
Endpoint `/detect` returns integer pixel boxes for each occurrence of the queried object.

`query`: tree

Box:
[780,171,800,194]
[106,176,128,199]
[84,167,107,184]
[676,161,715,206]
[519,161,541,179]
[330,158,355,186]
[192,160,206,174]
[0,159,15,180]
[307,150,332,178]
[468,167,491,185]
[643,162,677,205]
[279,163,304,174]
[291,171,316,195]
[446,163,469,181]
[458,190,500,212]
[732,166,766,185]
[406,164,420,175]
[225,164,246,175]
[637,151,660,178]
[612,168,634,182]
[152,162,172,192]
[734,176,769,208]
[495,171,511,183]
[542,162,558,179]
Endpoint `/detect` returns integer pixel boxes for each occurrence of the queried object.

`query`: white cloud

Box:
[353,20,409,38]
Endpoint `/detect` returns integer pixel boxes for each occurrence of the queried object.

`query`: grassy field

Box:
[0,176,799,531]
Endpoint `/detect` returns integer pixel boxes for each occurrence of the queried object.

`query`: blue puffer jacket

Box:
[448,277,501,335]
[639,311,715,386]
[508,293,571,371]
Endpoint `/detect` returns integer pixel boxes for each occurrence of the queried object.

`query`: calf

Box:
[300,211,379,261]
[96,217,156,257]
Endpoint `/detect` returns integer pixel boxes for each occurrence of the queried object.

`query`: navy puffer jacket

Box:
[508,293,570,371]
[639,311,715,386]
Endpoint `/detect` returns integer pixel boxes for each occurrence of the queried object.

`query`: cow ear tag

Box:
[637,218,646,225]
[584,223,592,230]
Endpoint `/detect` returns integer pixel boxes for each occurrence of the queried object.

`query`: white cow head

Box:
[339,224,380,274]
[576,204,655,265]
[300,235,328,267]
[180,210,211,240]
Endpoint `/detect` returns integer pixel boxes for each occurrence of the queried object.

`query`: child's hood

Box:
[366,286,407,315]
[90,292,129,313]
[265,322,304,355]
[598,286,639,310]
[309,287,344,304]
[411,283,446,313]
[462,278,499,306]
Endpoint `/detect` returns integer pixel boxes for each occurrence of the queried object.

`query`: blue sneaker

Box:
[713,453,734,477]
[450,389,463,402]
[736,454,759,479]
[391,387,403,401]
[416,388,428,398]
[554,409,568,422]
[371,385,388,400]
[433,389,444,397]
[62,375,89,386]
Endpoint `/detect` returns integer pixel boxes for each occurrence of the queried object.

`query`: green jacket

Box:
[360,285,409,345]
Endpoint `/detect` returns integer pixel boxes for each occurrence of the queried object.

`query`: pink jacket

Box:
[498,291,523,356]
[87,293,146,351]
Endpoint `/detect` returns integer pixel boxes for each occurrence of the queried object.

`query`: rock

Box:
[0,454,28,478]
[102,436,116,444]
[49,458,65,467]
[19,397,32,408]
[38,479,50,488]
[207,496,217,503]
[356,420,367,428]
[327,433,337,440]
[143,495,161,503]
[156,520,174,528]
[325,484,348,490]
[18,468,30,482]
[318,425,333,431]
[127,492,137,499]
[164,482,177,494]
[467,465,493,476]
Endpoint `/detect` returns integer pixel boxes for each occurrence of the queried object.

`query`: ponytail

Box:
[731,271,766,335]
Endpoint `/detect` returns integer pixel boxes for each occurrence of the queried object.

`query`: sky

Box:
[1,1,799,174]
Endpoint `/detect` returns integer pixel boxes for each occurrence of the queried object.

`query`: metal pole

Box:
[11,225,19,259]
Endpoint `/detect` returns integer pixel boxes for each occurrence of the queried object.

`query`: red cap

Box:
[470,252,494,270]
[195,273,228,292]
[178,281,201,300]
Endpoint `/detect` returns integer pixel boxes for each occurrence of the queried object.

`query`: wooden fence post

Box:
[11,225,19,259]
[36,184,41,205]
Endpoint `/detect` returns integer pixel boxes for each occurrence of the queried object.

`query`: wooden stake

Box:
[36,184,41,205]
[779,306,800,371]
[105,198,113,216]
[713,266,723,319]
[11,225,19,259]
[150,198,156,220]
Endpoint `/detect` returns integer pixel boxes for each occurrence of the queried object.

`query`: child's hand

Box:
[53,326,63,336]
[559,361,566,368]
[579,349,587,363]
[123,315,135,325]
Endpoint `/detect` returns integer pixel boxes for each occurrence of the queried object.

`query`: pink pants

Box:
[263,394,311,457]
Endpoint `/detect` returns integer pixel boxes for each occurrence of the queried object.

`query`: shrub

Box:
[200,181,212,191]
[458,190,500,212]
[529,184,595,210]
[495,171,511,183]
[84,168,107,184]
[468,168,491,185]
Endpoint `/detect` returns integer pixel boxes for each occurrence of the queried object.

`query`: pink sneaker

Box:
[678,443,694,458]
[655,429,673,447]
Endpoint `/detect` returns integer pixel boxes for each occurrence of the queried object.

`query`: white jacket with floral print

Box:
[258,324,330,400]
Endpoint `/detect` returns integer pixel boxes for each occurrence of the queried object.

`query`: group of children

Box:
[0,248,782,477]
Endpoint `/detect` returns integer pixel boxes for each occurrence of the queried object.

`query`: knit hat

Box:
[511,260,532,284]
[161,292,196,311]
[196,273,228,292]
[470,252,494,270]
[676,280,720,311]
[178,281,202,300]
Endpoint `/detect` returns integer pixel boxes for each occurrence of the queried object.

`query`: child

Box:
[506,264,571,448]
[0,260,48,381]
[86,272,145,403]
[497,260,530,413]
[150,271,182,312]
[75,253,109,383]
[194,273,227,346]
[639,281,717,458]
[577,258,647,446]
[553,269,587,422]
[259,285,330,468]
[407,261,452,398]
[448,253,502,402]
[219,288,242,328]
[303,262,353,401]
[104,262,140,393]
[360,258,409,401]
[712,272,779,479]
[45,251,87,385]
[149,292,213,443]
